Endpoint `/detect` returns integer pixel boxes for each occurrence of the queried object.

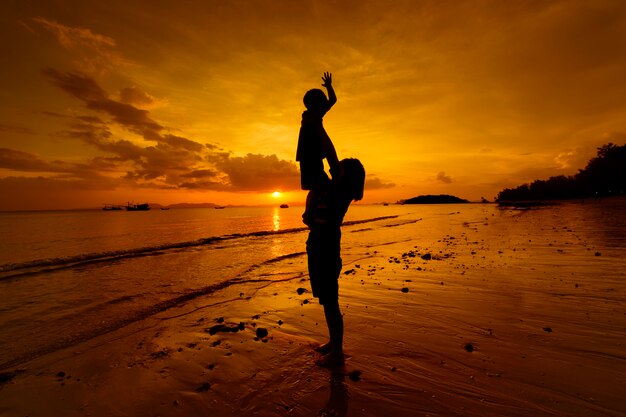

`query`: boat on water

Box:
[214,206,226,209]
[280,204,289,208]
[126,203,150,211]
[102,204,123,211]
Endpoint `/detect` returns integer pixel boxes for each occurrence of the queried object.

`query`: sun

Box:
[272,191,281,198]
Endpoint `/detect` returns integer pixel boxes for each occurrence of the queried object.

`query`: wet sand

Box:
[1,202,625,416]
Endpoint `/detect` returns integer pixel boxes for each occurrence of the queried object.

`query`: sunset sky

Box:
[1,0,625,210]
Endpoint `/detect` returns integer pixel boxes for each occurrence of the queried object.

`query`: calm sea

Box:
[0,204,416,368]
[0,206,313,266]
[1,200,624,371]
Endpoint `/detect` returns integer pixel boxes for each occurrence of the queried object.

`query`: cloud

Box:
[554,150,577,169]
[33,17,115,49]
[365,176,395,190]
[436,171,452,184]
[33,17,129,74]
[600,131,626,146]
[44,69,166,142]
[181,169,220,179]
[0,148,123,188]
[33,70,302,193]
[0,176,120,211]
[178,180,228,191]
[62,118,113,144]
[0,124,34,135]
[208,153,300,192]
[0,148,67,173]
[118,87,166,109]
[43,68,109,101]
[54,114,218,187]
[161,134,204,153]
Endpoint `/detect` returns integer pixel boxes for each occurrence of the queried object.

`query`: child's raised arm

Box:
[321,72,337,113]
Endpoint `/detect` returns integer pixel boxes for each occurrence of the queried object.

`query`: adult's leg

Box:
[317,300,344,367]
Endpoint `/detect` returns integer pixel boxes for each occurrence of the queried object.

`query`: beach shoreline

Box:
[1,201,625,416]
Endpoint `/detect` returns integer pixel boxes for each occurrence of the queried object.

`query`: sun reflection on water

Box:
[272,207,281,231]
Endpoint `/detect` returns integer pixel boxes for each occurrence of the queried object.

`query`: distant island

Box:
[497,143,625,202]
[164,202,222,209]
[402,194,469,204]
[98,202,225,211]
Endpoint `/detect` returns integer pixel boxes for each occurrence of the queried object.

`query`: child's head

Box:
[303,88,328,113]
[336,158,365,201]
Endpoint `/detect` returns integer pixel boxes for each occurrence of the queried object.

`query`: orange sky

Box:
[1,0,625,210]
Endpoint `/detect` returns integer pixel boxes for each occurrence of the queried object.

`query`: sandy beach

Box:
[1,201,625,417]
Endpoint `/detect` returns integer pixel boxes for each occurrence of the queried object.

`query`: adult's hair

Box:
[338,158,365,201]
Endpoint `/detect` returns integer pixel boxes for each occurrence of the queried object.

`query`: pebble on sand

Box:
[195,382,211,392]
[401,287,409,293]
[464,343,474,352]
[207,323,241,335]
[296,288,307,295]
[421,253,432,260]
[256,328,268,338]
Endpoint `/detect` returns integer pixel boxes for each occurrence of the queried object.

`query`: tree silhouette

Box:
[497,143,625,201]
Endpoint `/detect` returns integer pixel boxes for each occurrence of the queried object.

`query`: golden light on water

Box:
[272,207,281,231]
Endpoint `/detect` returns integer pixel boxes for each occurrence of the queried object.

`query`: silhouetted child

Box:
[305,158,365,367]
[297,72,341,225]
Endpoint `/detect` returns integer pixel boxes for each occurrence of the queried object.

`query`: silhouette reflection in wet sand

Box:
[318,370,350,417]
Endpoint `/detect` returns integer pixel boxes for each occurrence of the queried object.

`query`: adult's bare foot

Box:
[314,342,332,354]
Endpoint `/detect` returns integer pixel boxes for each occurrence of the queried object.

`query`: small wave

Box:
[105,294,137,305]
[241,251,306,275]
[261,252,306,264]
[342,215,398,227]
[0,272,305,370]
[0,215,399,280]
[382,218,423,228]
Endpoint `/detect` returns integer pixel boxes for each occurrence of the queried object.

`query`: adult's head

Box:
[336,158,365,202]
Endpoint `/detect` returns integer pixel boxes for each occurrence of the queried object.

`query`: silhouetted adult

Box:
[304,158,365,367]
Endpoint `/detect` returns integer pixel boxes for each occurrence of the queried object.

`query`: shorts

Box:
[306,227,342,305]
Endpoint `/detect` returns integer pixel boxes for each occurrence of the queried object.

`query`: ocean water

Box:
[1,200,624,372]
[0,204,414,368]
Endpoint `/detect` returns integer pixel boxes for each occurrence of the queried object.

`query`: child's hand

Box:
[321,72,332,88]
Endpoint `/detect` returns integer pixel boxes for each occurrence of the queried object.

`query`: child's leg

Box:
[302,185,331,227]
[302,190,315,226]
